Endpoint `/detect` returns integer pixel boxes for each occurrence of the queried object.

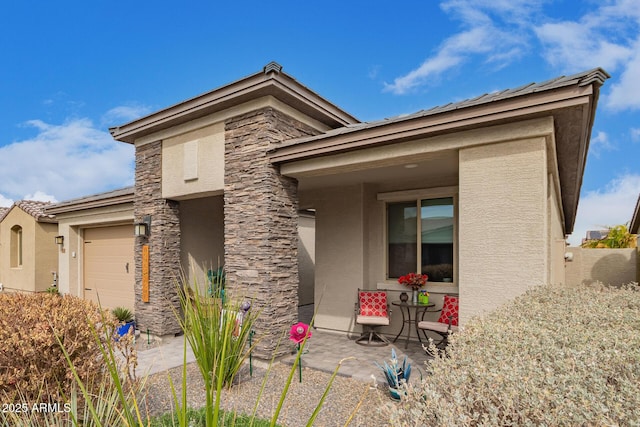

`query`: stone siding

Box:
[134,140,182,336]
[224,107,319,359]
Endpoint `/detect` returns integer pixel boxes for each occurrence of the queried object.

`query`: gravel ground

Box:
[141,361,396,426]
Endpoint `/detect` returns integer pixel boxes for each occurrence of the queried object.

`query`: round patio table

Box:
[391,300,436,349]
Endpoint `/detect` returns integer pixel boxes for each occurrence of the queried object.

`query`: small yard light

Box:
[134,215,151,237]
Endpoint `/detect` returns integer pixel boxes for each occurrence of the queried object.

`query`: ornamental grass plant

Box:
[383,282,640,426]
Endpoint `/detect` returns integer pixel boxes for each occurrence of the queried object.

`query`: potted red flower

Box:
[398,272,428,303]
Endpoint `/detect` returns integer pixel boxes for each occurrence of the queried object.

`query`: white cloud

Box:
[23,191,58,203]
[568,174,640,245]
[0,118,134,203]
[386,0,640,108]
[384,1,532,94]
[535,21,633,72]
[589,131,617,158]
[0,194,13,208]
[531,0,640,110]
[101,104,151,127]
[631,127,640,142]
[606,39,640,110]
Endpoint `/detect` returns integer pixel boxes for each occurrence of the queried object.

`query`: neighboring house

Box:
[583,229,609,243]
[109,62,608,358]
[45,187,136,311]
[0,201,58,293]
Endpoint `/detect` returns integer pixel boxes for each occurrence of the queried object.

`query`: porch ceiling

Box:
[293,149,459,190]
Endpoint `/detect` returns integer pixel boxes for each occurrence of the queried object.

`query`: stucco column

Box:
[458,138,548,322]
[224,107,319,359]
[134,140,182,336]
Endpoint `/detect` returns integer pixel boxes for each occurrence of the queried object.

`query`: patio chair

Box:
[417,294,459,349]
[355,289,391,346]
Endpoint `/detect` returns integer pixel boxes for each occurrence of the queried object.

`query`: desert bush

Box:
[384,283,640,426]
[0,293,135,406]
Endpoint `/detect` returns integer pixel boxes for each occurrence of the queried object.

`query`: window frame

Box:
[378,186,458,284]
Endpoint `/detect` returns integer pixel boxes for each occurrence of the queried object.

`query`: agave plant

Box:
[375,348,411,389]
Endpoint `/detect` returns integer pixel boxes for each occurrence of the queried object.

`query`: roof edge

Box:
[110,62,359,144]
[46,186,134,215]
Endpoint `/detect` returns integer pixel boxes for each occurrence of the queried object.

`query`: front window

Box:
[387,197,454,282]
[10,225,23,268]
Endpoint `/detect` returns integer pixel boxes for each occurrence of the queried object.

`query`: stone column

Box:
[224,107,319,359]
[134,140,182,336]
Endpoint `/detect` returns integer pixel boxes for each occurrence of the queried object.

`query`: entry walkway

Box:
[135,329,432,384]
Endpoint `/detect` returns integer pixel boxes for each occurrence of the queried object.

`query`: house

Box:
[583,229,609,244]
[44,185,316,318]
[0,201,58,292]
[109,62,608,358]
[45,187,136,311]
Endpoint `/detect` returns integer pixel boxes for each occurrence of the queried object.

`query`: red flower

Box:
[398,272,428,290]
[289,322,312,344]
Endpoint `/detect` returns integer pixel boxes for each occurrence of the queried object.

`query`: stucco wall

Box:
[549,173,567,285]
[179,195,225,291]
[162,122,225,200]
[0,208,57,292]
[297,213,315,306]
[34,222,59,292]
[458,137,549,322]
[312,185,365,332]
[54,203,133,296]
[565,247,637,286]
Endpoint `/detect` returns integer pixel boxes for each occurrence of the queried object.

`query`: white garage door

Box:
[83,225,135,311]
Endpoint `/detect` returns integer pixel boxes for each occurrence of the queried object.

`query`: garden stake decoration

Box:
[289,322,312,382]
[375,348,412,400]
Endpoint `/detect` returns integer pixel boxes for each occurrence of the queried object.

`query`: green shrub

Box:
[0,293,135,406]
[112,306,134,323]
[384,283,640,426]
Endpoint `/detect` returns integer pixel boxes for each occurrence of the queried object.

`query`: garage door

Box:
[83,225,135,311]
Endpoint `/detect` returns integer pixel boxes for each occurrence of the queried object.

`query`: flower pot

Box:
[418,293,429,305]
[412,290,418,304]
[116,321,135,339]
[389,387,402,401]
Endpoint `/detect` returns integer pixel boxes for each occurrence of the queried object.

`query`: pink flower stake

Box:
[289,322,312,382]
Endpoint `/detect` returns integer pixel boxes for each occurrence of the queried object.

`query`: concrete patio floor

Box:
[135,327,432,386]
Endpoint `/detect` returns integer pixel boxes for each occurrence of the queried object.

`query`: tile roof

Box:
[276,67,610,148]
[14,200,57,223]
[0,207,8,222]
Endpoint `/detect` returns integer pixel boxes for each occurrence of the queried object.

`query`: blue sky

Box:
[0,0,638,244]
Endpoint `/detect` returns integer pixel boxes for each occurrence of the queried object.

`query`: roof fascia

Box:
[110,67,358,144]
[45,192,135,215]
[270,85,594,163]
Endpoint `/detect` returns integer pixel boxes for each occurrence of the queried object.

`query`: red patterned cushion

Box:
[358,291,388,317]
[437,295,459,326]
